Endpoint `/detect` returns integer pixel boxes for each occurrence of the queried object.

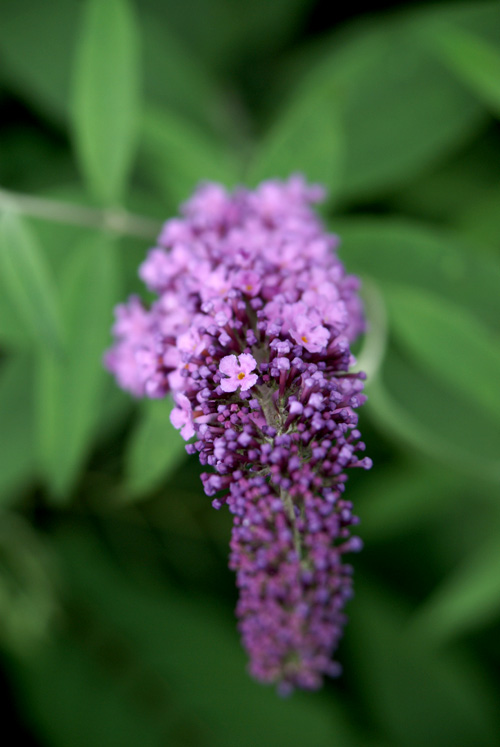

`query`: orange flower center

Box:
[237,372,246,380]
[301,335,308,343]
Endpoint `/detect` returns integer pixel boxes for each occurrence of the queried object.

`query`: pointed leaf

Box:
[72,0,140,204]
[0,212,63,353]
[37,234,119,500]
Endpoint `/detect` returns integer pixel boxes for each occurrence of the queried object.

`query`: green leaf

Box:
[141,106,241,205]
[334,217,500,334]
[0,288,31,348]
[0,212,64,353]
[247,83,344,201]
[37,234,119,501]
[366,348,500,485]
[125,397,187,499]
[140,10,230,135]
[414,525,500,643]
[354,460,460,542]
[72,0,141,204]
[426,23,500,118]
[348,582,500,747]
[388,132,500,226]
[385,285,500,426]
[0,355,36,507]
[289,12,485,201]
[0,0,78,123]
[457,184,500,249]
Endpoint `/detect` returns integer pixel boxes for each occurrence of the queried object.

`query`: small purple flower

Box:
[105,175,371,693]
[289,315,330,353]
[219,354,258,393]
[170,393,195,440]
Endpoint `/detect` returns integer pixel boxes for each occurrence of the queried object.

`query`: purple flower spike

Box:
[105,175,371,693]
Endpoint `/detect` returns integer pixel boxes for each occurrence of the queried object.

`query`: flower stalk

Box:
[0,187,161,239]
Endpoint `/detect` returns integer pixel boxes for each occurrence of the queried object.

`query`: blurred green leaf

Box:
[367,348,500,485]
[426,23,500,118]
[414,523,500,643]
[335,217,500,333]
[354,460,459,542]
[0,289,31,347]
[140,10,230,136]
[0,211,64,353]
[72,0,141,204]
[457,184,500,249]
[291,12,485,201]
[0,0,78,122]
[248,83,344,200]
[125,397,187,499]
[141,105,241,204]
[9,525,363,747]
[424,0,500,45]
[348,582,500,747]
[0,355,36,506]
[144,0,311,74]
[385,285,500,425]
[388,131,500,227]
[37,234,119,501]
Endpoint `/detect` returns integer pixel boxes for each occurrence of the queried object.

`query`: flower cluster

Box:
[105,176,371,692]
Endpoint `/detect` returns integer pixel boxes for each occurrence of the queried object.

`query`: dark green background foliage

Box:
[0,0,499,744]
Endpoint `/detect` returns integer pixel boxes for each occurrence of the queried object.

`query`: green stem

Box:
[254,385,302,559]
[0,187,162,240]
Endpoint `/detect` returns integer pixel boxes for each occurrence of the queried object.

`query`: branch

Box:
[0,187,162,240]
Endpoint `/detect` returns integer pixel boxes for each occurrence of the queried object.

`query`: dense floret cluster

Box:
[105,176,371,692]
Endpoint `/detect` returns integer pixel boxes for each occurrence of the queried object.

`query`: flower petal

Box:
[219,354,238,375]
[220,377,239,393]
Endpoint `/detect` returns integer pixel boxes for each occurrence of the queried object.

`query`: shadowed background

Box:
[1,0,500,745]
